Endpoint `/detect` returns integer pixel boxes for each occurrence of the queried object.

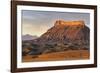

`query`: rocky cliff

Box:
[37,20,89,46]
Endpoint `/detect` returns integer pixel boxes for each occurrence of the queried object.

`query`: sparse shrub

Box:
[42,49,52,54]
[45,44,54,48]
[32,55,38,58]
[32,44,39,48]
[68,45,77,50]
[22,51,27,56]
[81,47,89,50]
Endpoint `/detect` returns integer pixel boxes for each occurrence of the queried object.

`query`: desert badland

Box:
[22,20,90,62]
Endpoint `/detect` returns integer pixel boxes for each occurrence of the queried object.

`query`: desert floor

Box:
[22,50,89,62]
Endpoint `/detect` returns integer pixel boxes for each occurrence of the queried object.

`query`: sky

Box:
[22,10,90,37]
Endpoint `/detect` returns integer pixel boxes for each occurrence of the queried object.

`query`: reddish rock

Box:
[38,20,89,45]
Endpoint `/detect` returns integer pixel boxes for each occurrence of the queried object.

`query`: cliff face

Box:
[54,20,85,27]
[38,20,89,46]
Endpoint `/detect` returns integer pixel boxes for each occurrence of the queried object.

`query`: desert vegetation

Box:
[22,41,89,62]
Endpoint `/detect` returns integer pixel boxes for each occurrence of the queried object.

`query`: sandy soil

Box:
[22,50,89,62]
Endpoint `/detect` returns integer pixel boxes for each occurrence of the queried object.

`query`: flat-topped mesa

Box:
[54,20,85,27]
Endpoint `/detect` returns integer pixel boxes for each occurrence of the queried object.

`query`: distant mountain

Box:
[22,34,38,41]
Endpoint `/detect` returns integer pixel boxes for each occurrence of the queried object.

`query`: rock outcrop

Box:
[37,20,89,46]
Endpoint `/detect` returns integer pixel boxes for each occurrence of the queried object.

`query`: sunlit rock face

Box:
[54,20,85,27]
[38,20,89,46]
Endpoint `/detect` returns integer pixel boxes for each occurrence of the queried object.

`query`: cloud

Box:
[22,10,90,36]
